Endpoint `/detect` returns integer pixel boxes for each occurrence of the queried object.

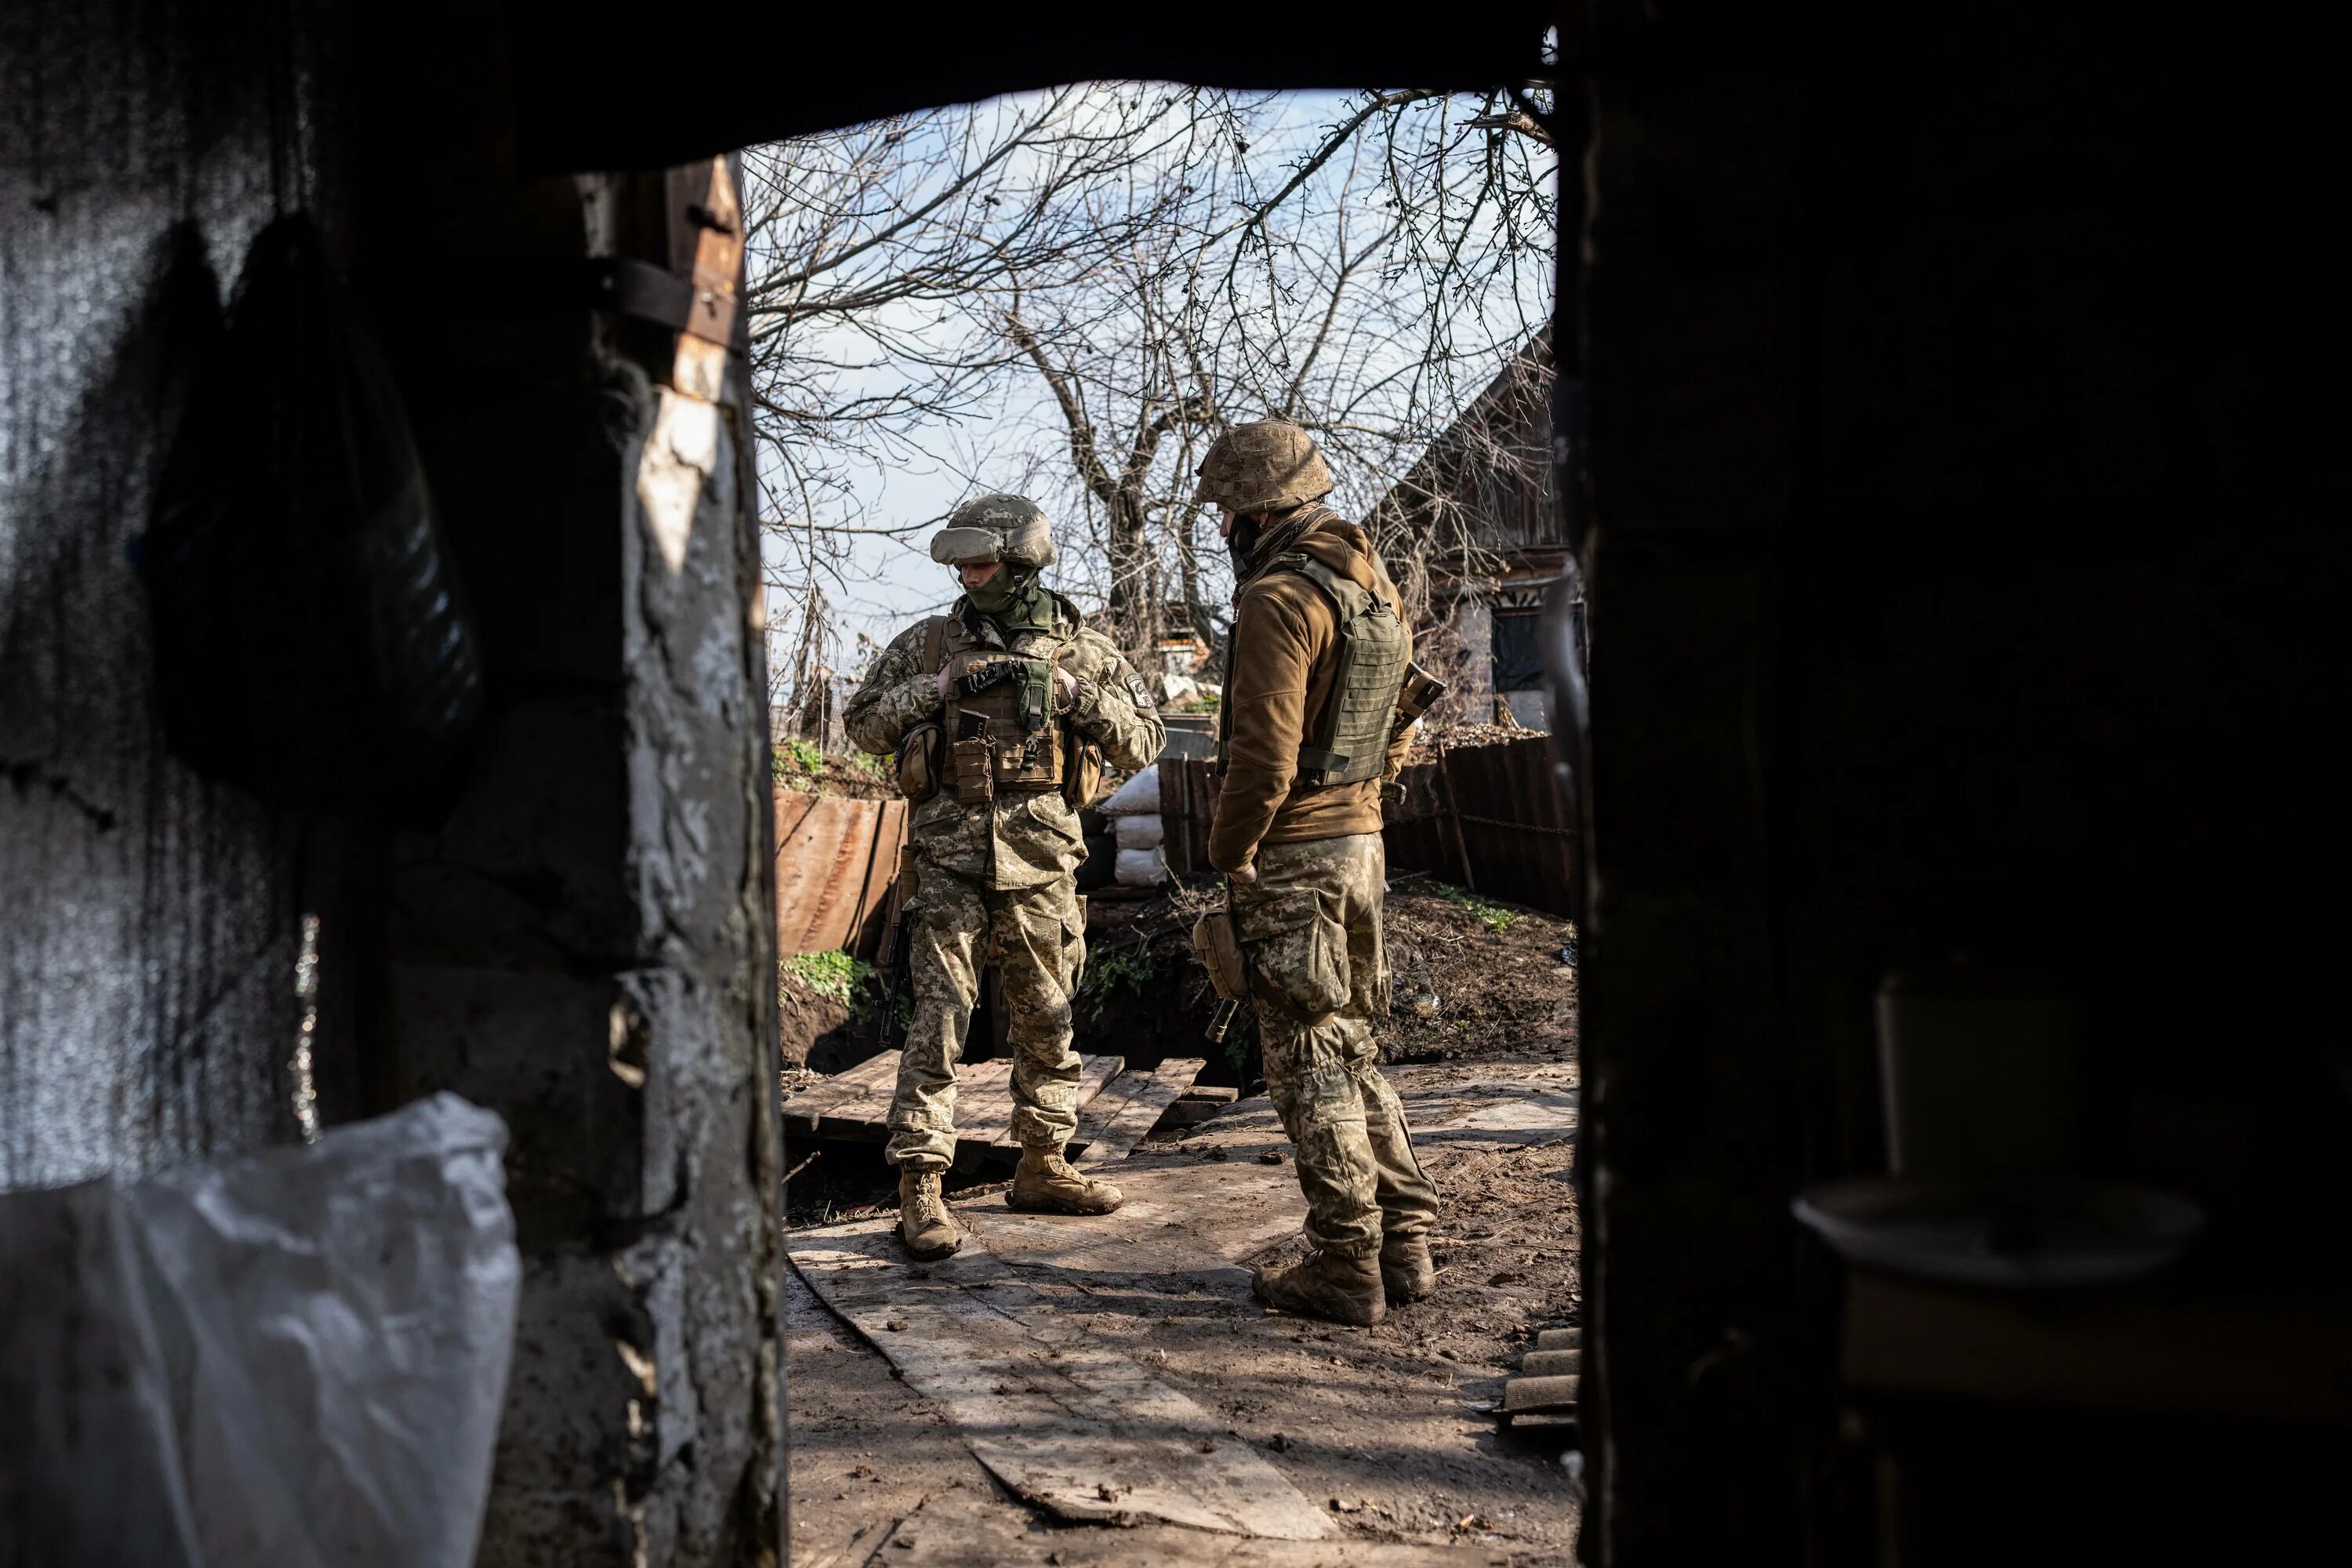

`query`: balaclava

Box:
[965,566,1054,633]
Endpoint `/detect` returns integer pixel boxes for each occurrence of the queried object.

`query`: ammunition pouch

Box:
[949,730,995,805]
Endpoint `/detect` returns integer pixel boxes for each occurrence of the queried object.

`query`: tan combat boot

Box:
[1007,1146,1124,1214]
[898,1167,962,1260]
[1380,1233,1436,1304]
[1251,1249,1386,1327]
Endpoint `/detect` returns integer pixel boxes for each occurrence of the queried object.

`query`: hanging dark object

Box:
[145,215,482,818]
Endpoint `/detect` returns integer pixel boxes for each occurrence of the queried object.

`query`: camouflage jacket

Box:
[844,597,1166,890]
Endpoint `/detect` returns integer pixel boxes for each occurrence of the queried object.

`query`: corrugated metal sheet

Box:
[774,789,906,956]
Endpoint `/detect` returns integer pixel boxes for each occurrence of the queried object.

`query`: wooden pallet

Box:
[781,1049,1134,1170]
[1073,1057,1206,1165]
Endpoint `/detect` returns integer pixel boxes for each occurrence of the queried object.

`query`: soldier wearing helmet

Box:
[844,494,1166,1259]
[1197,419,1440,1327]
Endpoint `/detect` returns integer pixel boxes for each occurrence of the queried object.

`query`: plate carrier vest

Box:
[1218,546,1411,789]
[923,609,1069,795]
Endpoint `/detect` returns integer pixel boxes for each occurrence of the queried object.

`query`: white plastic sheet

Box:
[0,1093,521,1568]
[1101,764,1160,815]
[1113,812,1165,851]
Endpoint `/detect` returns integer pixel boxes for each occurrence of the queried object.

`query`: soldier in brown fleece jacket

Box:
[1200,419,1440,1328]
[1207,510,1415,873]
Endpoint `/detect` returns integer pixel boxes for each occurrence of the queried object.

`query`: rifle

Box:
[867,867,911,1054]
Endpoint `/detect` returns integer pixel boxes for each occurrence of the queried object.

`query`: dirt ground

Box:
[787,1064,1581,1566]
[1374,883,1577,1065]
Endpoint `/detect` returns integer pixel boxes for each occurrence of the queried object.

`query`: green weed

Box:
[1431,881,1521,934]
[782,949,868,1005]
[1077,948,1156,1022]
[771,738,825,781]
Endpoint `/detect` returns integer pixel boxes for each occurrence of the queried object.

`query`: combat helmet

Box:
[1193,419,1334,516]
[929,493,1056,572]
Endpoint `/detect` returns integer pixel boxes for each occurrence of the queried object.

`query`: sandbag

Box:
[1101,764,1160,815]
[1115,846,1169,887]
[1114,811,1165,851]
[0,1094,521,1568]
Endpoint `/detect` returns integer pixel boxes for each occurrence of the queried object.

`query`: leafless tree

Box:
[743,78,1558,707]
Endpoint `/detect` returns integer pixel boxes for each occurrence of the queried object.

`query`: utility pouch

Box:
[1191,906,1250,1004]
[895,720,943,804]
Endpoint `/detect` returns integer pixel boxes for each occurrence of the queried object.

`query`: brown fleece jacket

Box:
[1208,509,1414,873]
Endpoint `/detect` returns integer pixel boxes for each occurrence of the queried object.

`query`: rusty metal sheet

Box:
[775,789,898,955]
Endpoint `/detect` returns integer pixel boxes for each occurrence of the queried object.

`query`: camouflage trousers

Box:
[885,862,1087,1171]
[1232,833,1439,1257]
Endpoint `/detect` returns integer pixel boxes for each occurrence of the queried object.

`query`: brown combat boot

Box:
[1007,1146,1124,1214]
[898,1167,962,1260]
[1380,1233,1436,1304]
[1251,1248,1386,1327]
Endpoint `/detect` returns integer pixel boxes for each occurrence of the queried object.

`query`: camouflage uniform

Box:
[844,604,1165,1171]
[1232,833,1439,1256]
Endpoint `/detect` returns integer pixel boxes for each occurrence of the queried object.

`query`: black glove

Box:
[955,659,1018,699]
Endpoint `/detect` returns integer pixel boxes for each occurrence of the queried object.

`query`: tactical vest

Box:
[1219,551,1412,789]
[923,612,1068,795]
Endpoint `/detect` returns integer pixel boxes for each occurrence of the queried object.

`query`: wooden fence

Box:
[1157,735,1577,917]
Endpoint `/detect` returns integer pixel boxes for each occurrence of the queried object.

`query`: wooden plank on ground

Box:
[1534,1327,1583,1352]
[1074,1058,1205,1166]
[797,1051,1133,1152]
[961,1154,1305,1281]
[1072,1051,1127,1112]
[960,1051,1126,1167]
[1522,1348,1581,1377]
[811,1051,912,1140]
[787,1219,1334,1540]
[782,1049,902,1135]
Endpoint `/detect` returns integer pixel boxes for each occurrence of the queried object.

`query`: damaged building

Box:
[1372,331,1572,729]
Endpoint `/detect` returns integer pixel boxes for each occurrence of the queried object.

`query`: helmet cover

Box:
[1193,419,1334,514]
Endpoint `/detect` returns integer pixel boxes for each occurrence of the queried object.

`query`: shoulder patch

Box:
[1126,672,1156,708]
